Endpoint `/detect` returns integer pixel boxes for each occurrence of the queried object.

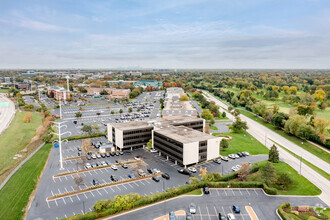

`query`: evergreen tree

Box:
[261,162,276,186]
[268,144,279,163]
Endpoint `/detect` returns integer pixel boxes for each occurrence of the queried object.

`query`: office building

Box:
[48,86,71,101]
[133,80,162,88]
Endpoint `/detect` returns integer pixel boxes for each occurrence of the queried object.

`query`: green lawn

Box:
[248,161,321,196]
[213,131,269,156]
[0,143,52,220]
[239,110,330,164]
[0,112,43,179]
[0,88,9,93]
[210,125,218,130]
[184,189,202,195]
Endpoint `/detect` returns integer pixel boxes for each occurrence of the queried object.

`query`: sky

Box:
[0,0,329,69]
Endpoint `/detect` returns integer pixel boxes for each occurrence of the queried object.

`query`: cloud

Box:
[0,12,79,32]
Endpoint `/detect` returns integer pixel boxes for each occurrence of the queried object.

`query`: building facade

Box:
[86,87,130,99]
[133,80,162,88]
[48,86,71,101]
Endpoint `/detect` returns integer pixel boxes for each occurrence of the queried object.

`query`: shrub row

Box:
[67,181,277,220]
[277,203,292,219]
[66,133,106,141]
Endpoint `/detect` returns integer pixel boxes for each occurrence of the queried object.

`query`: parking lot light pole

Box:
[59,101,62,119]
[51,121,71,170]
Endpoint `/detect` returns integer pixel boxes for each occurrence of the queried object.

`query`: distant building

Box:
[125,71,142,76]
[162,87,197,118]
[133,80,162,88]
[4,77,11,83]
[48,86,70,101]
[15,83,31,90]
[108,80,134,86]
[20,70,38,77]
[86,87,130,99]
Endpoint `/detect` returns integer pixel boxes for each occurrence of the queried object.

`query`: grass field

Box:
[248,160,321,196]
[239,110,330,163]
[184,189,202,195]
[0,88,9,93]
[0,143,52,220]
[213,131,269,156]
[210,125,218,130]
[0,112,43,178]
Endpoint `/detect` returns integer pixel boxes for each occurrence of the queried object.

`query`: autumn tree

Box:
[313,89,326,101]
[237,162,250,181]
[201,109,213,120]
[23,112,33,123]
[205,125,211,134]
[313,117,330,135]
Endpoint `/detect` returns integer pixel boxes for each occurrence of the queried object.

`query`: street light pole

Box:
[51,121,71,170]
[59,101,62,119]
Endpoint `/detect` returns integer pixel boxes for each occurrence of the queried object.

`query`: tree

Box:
[73,174,85,190]
[301,93,314,105]
[282,86,289,93]
[288,86,298,95]
[179,94,189,101]
[268,145,279,163]
[261,162,276,186]
[209,118,215,126]
[276,173,292,190]
[232,109,240,116]
[205,125,211,134]
[91,123,100,134]
[111,110,115,114]
[23,112,33,123]
[128,107,132,113]
[222,111,226,118]
[100,89,109,95]
[220,138,229,149]
[231,96,239,107]
[284,115,306,136]
[201,109,213,120]
[81,125,93,135]
[119,109,123,114]
[313,89,326,101]
[273,104,279,114]
[237,162,250,181]
[271,112,289,128]
[229,117,248,133]
[296,104,315,115]
[313,117,330,135]
[296,124,314,139]
[146,139,152,149]
[251,102,267,116]
[75,111,82,118]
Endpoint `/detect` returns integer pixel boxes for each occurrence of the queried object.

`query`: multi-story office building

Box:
[153,126,220,166]
[107,116,220,166]
[108,116,205,151]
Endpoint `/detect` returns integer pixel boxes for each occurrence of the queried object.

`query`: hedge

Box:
[66,181,277,220]
[277,203,292,219]
[66,133,106,141]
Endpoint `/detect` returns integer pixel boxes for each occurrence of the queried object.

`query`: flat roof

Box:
[154,126,218,143]
[108,116,203,131]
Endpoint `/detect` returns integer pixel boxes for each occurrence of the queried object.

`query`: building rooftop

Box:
[109,116,203,130]
[154,125,217,143]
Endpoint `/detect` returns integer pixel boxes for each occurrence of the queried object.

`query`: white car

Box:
[228,154,236,159]
[101,161,107,166]
[150,149,157,153]
[152,168,161,173]
[134,156,141,160]
[236,164,242,170]
[188,167,197,173]
[85,163,92,169]
[232,166,238,171]
[243,152,250,156]
[96,154,101,159]
[221,156,229,161]
[234,154,240,159]
[227,213,236,220]
[189,203,197,214]
[111,165,118,170]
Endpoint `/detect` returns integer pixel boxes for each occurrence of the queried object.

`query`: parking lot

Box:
[23,95,40,108]
[27,136,270,220]
[112,188,327,220]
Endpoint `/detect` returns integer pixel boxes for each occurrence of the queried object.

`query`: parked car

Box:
[105,152,110,157]
[122,164,128,169]
[221,156,229,161]
[86,155,91,160]
[169,211,176,220]
[115,152,119,156]
[178,168,191,175]
[85,163,92,169]
[119,151,124,155]
[228,154,235,159]
[134,156,141,160]
[153,168,161,173]
[227,213,236,220]
[101,161,107,166]
[77,147,81,151]
[111,165,118,170]
[234,154,240,159]
[232,166,238,172]
[91,154,97,159]
[147,168,153,174]
[110,175,118,182]
[188,167,197,173]
[237,152,243,157]
[128,173,135,178]
[96,154,101,159]
[203,186,210,194]
[218,212,226,220]
[232,205,240,213]
[152,176,160,182]
[189,203,196,214]
[214,159,222,164]
[162,173,170,179]
[150,149,157,153]
[186,213,192,220]
[110,152,115,156]
[100,153,106,158]
[92,179,99,186]
[138,169,146,176]
[242,151,250,156]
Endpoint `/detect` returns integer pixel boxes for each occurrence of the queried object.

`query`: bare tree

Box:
[73,174,85,190]
[237,162,250,181]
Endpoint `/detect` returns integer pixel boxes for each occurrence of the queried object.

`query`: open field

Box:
[0,111,43,180]
[239,110,330,163]
[248,160,321,196]
[0,143,52,220]
[213,131,269,156]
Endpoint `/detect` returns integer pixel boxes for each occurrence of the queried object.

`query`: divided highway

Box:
[0,94,16,135]
[203,91,330,206]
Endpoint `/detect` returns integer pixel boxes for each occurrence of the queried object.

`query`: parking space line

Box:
[54,199,58,207]
[76,195,81,201]
[71,186,74,191]
[239,188,243,195]
[216,189,220,196]
[103,188,109,194]
[121,184,128,189]
[58,189,62,194]
[254,189,258,196]
[133,181,139,186]
[69,196,73,203]
[213,206,217,217]
[128,183,134,188]
[96,190,102,196]
[206,206,211,220]
[139,180,145,185]
[198,206,203,220]
[83,193,88,199]
[51,190,54,196]
[90,191,95,197]
[62,198,66,204]
[99,169,104,173]
[47,200,50,208]
[224,189,227,196]
[116,185,121,191]
[231,189,235,196]
[59,177,62,182]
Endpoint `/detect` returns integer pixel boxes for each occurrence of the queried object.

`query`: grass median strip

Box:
[269,139,330,180]
[48,173,161,200]
[0,143,52,220]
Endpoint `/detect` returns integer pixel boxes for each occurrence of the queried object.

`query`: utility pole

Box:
[51,121,71,170]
